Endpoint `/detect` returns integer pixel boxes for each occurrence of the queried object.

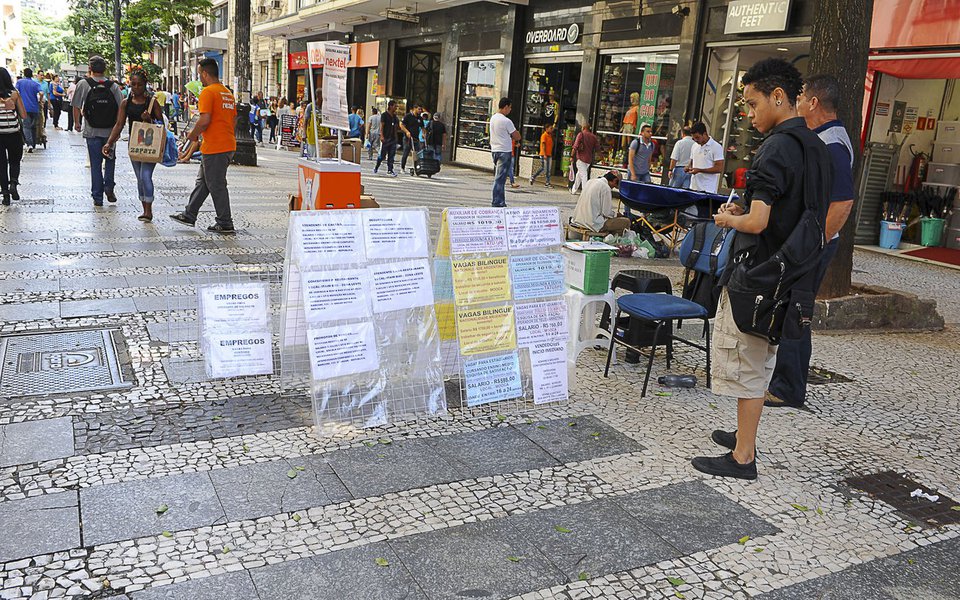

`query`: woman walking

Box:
[50,75,65,130]
[66,77,79,131]
[103,69,164,222]
[267,98,279,144]
[0,68,26,206]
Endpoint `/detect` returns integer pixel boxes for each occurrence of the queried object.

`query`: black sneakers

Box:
[169,213,196,226]
[711,430,738,451]
[207,224,236,234]
[691,452,757,480]
[106,189,117,203]
[9,183,18,201]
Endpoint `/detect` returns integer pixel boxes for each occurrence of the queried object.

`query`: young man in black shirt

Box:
[399,104,422,173]
[374,100,400,177]
[693,58,829,480]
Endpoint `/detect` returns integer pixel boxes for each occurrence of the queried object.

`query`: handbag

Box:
[128,97,165,164]
[161,129,178,167]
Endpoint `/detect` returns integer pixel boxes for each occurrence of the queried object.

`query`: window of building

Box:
[592,52,678,172]
[209,5,228,34]
[455,59,502,151]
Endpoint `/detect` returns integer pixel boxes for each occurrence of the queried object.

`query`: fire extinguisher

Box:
[904,144,928,193]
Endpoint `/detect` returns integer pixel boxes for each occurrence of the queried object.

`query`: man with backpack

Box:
[72,56,124,206]
[692,58,832,481]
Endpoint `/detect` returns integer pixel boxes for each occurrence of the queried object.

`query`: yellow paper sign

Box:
[436,209,451,258]
[435,302,457,341]
[451,256,511,306]
[456,305,517,355]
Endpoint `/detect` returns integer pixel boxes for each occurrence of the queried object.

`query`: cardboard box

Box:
[360,195,379,209]
[319,137,362,164]
[562,243,614,295]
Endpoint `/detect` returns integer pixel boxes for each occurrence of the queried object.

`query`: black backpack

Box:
[679,221,735,319]
[722,127,832,344]
[82,78,118,128]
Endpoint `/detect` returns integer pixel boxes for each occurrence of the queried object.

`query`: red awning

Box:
[868,52,960,79]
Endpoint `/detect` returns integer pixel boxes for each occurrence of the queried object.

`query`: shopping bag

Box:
[129,120,166,163]
[161,129,178,167]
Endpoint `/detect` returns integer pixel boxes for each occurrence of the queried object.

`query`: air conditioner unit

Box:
[258,5,267,14]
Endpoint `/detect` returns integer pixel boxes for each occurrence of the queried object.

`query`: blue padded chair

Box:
[603,292,711,397]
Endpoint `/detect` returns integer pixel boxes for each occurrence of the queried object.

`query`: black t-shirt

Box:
[743,117,810,263]
[427,121,446,145]
[380,111,398,140]
[402,111,421,137]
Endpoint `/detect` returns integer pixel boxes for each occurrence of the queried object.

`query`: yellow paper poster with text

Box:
[456,305,517,355]
[451,256,511,305]
[436,209,451,258]
[435,302,457,340]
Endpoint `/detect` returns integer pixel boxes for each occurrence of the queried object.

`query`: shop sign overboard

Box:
[525,23,582,48]
[724,0,792,34]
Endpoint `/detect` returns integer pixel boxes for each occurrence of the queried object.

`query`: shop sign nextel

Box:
[724,0,791,34]
[525,23,582,47]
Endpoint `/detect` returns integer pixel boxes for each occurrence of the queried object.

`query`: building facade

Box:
[1,0,27,75]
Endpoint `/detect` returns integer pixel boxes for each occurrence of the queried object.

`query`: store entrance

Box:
[521,61,581,178]
[397,45,441,112]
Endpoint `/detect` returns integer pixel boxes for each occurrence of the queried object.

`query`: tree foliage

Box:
[63,0,213,78]
[22,8,71,73]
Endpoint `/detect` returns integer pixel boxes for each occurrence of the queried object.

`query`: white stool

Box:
[564,287,617,366]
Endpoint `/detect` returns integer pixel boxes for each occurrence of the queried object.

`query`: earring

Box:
[776,99,782,106]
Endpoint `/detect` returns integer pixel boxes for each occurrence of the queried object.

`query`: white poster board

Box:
[320,42,350,131]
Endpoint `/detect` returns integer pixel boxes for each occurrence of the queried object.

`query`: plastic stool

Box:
[564,288,617,365]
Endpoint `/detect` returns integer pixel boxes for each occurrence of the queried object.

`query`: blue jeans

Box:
[22,112,37,148]
[131,158,157,203]
[85,136,115,201]
[508,153,516,184]
[430,144,443,163]
[531,156,552,184]
[375,140,398,173]
[491,151,511,207]
[669,166,691,189]
[768,239,840,406]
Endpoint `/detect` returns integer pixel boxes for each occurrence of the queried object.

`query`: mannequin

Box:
[543,89,560,128]
[621,91,640,150]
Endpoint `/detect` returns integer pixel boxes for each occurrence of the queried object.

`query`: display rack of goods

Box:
[458,96,493,150]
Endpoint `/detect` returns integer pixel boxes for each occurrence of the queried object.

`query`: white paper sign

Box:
[509,254,565,300]
[433,259,454,302]
[282,267,307,348]
[205,331,274,378]
[529,341,568,404]
[306,41,324,67]
[369,259,434,313]
[447,208,508,255]
[514,300,568,346]
[363,210,429,259]
[293,211,365,266]
[199,283,269,331]
[301,269,370,323]
[321,42,350,131]
[307,321,379,380]
[463,352,523,407]
[506,207,563,250]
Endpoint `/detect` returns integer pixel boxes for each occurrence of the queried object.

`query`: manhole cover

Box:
[0,329,133,397]
[808,366,853,385]
[164,240,218,251]
[843,471,960,528]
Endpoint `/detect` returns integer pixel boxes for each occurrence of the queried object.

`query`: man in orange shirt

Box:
[529,123,554,187]
[170,58,238,233]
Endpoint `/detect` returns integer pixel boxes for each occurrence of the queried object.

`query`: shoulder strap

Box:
[683,222,707,268]
[708,228,728,275]
[775,128,815,212]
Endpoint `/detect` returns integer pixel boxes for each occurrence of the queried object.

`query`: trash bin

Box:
[879,220,904,249]
[920,217,946,247]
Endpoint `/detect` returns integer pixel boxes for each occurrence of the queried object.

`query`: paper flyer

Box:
[300,268,370,323]
[509,254,565,300]
[281,267,307,348]
[293,212,365,265]
[205,331,274,379]
[199,283,269,331]
[435,303,457,341]
[451,256,511,306]
[505,207,562,250]
[463,352,523,407]
[433,259,454,302]
[529,341,568,404]
[446,207,508,255]
[456,305,517,355]
[363,210,429,260]
[319,42,350,131]
[514,300,569,346]
[369,259,434,313]
[307,321,379,380]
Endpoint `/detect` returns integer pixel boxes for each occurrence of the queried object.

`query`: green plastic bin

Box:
[563,247,612,295]
[920,217,946,247]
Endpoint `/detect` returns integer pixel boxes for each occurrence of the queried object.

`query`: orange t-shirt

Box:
[198,83,237,154]
[539,131,554,157]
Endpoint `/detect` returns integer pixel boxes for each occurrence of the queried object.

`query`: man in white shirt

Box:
[572,171,631,234]
[489,97,520,207]
[668,126,695,188]
[686,122,724,193]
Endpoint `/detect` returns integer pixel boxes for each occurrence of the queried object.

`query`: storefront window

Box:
[520,62,581,178]
[456,59,502,151]
[593,52,678,171]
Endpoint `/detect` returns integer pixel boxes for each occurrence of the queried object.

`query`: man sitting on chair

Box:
[572,171,632,235]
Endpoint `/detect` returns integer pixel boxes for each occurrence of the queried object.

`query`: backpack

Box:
[82,78,118,128]
[722,127,832,344]
[678,221,735,318]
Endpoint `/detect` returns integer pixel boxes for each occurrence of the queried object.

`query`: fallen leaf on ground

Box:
[907,558,916,565]
[790,503,809,512]
[161,531,173,538]
[507,555,521,563]
[753,547,764,553]
[496,414,506,422]
[286,469,298,479]
[578,572,589,581]
[212,415,223,421]
[536,425,547,430]
[378,438,392,445]
[738,535,750,545]
[708,402,718,409]
[221,546,230,554]
[568,421,577,427]
[374,557,390,567]
[816,507,824,515]
[241,444,249,453]
[294,466,305,471]
[667,576,685,586]
[655,392,672,397]
[155,504,169,515]
[292,514,301,523]
[554,525,572,533]
[950,506,960,511]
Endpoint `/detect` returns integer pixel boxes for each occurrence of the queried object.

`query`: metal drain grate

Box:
[844,471,960,528]
[808,366,853,385]
[0,329,133,397]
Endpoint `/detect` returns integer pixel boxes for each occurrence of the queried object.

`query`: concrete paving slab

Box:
[60,297,138,318]
[0,301,60,321]
[209,458,351,522]
[0,416,75,467]
[131,571,259,600]
[0,278,59,294]
[506,497,681,581]
[250,542,425,600]
[426,426,560,479]
[615,481,779,554]
[326,438,462,498]
[515,415,645,463]
[79,472,225,546]
[132,295,197,313]
[389,518,566,599]
[59,275,130,290]
[0,490,80,562]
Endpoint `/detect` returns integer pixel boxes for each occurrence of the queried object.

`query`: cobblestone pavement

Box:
[1,130,958,600]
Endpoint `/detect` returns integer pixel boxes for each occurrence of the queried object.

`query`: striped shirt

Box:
[0,92,20,135]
